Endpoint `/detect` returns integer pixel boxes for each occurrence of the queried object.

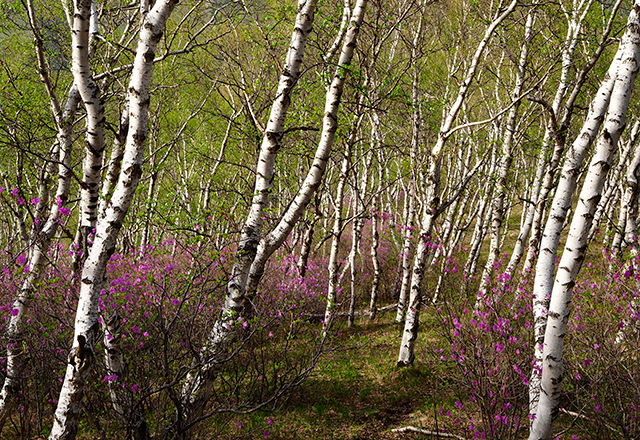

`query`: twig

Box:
[391,426,467,440]
[558,408,621,436]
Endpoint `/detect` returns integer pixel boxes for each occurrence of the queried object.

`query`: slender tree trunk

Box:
[346,146,375,327]
[465,147,498,276]
[0,88,79,433]
[322,139,353,338]
[182,0,368,414]
[477,9,534,300]
[221,0,319,323]
[73,0,106,260]
[590,119,639,241]
[396,4,424,322]
[369,145,384,321]
[528,6,634,428]
[49,2,177,438]
[521,0,622,274]
[530,7,640,435]
[398,0,518,366]
[245,0,369,296]
[297,213,319,278]
[98,105,129,222]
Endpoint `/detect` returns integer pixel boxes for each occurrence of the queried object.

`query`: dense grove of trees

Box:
[1,0,640,438]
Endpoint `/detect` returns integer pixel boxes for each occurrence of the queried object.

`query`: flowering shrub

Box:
[0,240,329,438]
[418,246,640,440]
[424,253,533,440]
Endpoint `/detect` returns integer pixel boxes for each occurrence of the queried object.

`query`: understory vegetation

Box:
[1,216,638,439]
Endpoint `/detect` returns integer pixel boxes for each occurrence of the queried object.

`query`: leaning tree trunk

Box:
[520,0,622,275]
[72,0,105,267]
[368,120,384,321]
[465,146,498,276]
[530,7,640,435]
[397,0,518,366]
[589,119,639,245]
[322,133,354,339]
[181,0,368,416]
[477,8,533,301]
[0,89,79,433]
[0,0,80,429]
[396,3,424,323]
[178,0,319,416]
[49,2,177,438]
[528,3,638,432]
[220,0,319,325]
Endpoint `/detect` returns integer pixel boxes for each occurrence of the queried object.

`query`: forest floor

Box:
[227,307,496,440]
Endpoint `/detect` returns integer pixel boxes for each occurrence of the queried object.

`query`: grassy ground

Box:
[225,308,463,440]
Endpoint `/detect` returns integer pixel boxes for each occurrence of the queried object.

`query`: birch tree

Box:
[398,0,518,366]
[477,7,535,300]
[49,1,178,438]
[396,1,424,323]
[527,23,627,423]
[518,0,623,276]
[0,0,80,430]
[179,0,326,416]
[529,2,640,435]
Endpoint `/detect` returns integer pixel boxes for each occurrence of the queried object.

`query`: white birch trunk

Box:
[623,141,640,250]
[395,0,424,323]
[246,0,369,295]
[369,148,384,321]
[477,9,534,300]
[528,3,637,429]
[98,105,129,222]
[396,183,417,322]
[347,146,375,327]
[0,86,79,431]
[72,0,106,251]
[590,119,639,241]
[322,108,364,334]
[521,0,622,274]
[49,2,177,438]
[529,6,640,436]
[322,144,352,338]
[178,0,319,411]
[181,0,367,412]
[465,147,498,275]
[398,0,517,366]
[221,0,319,324]
[615,140,640,343]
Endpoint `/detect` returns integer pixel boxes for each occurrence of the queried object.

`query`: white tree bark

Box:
[590,119,639,242]
[529,3,640,435]
[347,148,373,327]
[396,4,424,322]
[0,89,79,432]
[322,137,353,338]
[72,0,106,253]
[366,116,384,321]
[246,0,369,294]
[49,2,177,438]
[465,147,498,275]
[623,139,640,250]
[398,0,517,366]
[520,0,622,275]
[527,27,626,423]
[181,0,367,414]
[0,0,80,428]
[178,0,319,412]
[477,8,534,300]
[223,0,318,311]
